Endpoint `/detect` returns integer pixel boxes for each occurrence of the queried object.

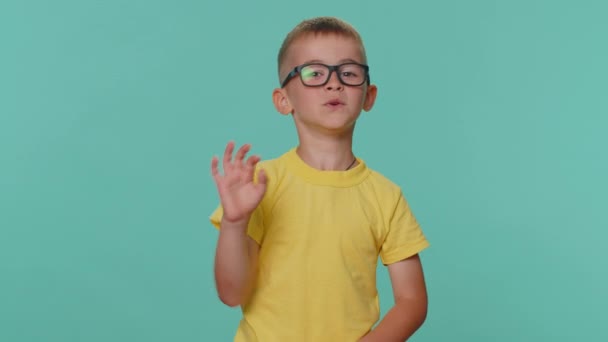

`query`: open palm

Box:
[211,141,267,223]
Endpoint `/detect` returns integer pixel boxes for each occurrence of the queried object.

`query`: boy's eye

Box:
[340,65,362,78]
[301,67,324,80]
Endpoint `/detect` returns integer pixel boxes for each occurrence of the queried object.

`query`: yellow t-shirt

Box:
[209,148,429,342]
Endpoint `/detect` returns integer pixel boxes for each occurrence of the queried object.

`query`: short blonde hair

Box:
[277,17,367,79]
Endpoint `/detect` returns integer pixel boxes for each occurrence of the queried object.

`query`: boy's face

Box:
[273,33,377,135]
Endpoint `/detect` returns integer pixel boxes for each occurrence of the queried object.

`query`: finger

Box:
[257,168,267,186]
[243,155,259,181]
[223,141,235,172]
[211,156,220,180]
[245,154,259,168]
[234,143,251,168]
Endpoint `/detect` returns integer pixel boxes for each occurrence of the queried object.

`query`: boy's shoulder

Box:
[366,166,408,199]
[250,148,292,187]
[365,163,400,185]
[253,148,291,173]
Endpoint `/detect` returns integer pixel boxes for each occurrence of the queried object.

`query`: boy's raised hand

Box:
[211,141,267,224]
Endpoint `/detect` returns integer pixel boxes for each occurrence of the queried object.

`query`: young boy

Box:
[210,16,430,342]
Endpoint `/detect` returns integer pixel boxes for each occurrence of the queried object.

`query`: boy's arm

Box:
[211,141,267,307]
[214,217,260,307]
[359,254,428,342]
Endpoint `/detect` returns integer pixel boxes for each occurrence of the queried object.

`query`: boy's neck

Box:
[295,133,358,171]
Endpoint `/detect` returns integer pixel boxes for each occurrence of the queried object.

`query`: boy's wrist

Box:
[221,215,251,230]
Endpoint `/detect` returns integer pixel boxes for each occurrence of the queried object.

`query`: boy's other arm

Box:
[210,141,267,307]
[359,254,428,342]
[214,217,260,307]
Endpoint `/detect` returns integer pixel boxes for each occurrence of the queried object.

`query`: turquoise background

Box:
[2,0,607,341]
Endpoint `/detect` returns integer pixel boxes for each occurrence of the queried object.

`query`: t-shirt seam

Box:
[381,239,430,264]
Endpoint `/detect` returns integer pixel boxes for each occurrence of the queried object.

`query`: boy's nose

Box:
[325,71,343,91]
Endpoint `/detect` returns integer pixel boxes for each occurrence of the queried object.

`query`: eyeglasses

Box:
[281,62,370,88]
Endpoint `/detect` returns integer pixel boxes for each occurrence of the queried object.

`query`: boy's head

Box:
[272,17,377,135]
[276,17,368,81]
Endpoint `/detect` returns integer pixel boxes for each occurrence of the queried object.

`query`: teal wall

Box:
[2,1,606,341]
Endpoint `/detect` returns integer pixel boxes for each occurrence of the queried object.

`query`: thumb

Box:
[256,168,267,186]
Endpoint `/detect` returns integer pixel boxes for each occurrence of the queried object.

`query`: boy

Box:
[210,16,430,342]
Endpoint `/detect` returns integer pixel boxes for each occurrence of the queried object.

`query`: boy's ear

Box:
[362,84,378,112]
[272,88,293,115]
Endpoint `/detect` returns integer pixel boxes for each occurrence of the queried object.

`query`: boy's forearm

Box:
[214,218,254,307]
[359,298,427,342]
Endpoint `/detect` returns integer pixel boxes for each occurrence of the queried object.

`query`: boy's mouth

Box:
[325,99,345,107]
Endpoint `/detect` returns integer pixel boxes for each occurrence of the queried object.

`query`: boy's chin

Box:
[293,111,361,131]
[306,119,359,136]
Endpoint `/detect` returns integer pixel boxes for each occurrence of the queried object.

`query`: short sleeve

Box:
[379,191,430,265]
[209,203,265,244]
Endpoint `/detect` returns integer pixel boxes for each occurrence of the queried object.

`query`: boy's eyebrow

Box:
[302,58,361,64]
